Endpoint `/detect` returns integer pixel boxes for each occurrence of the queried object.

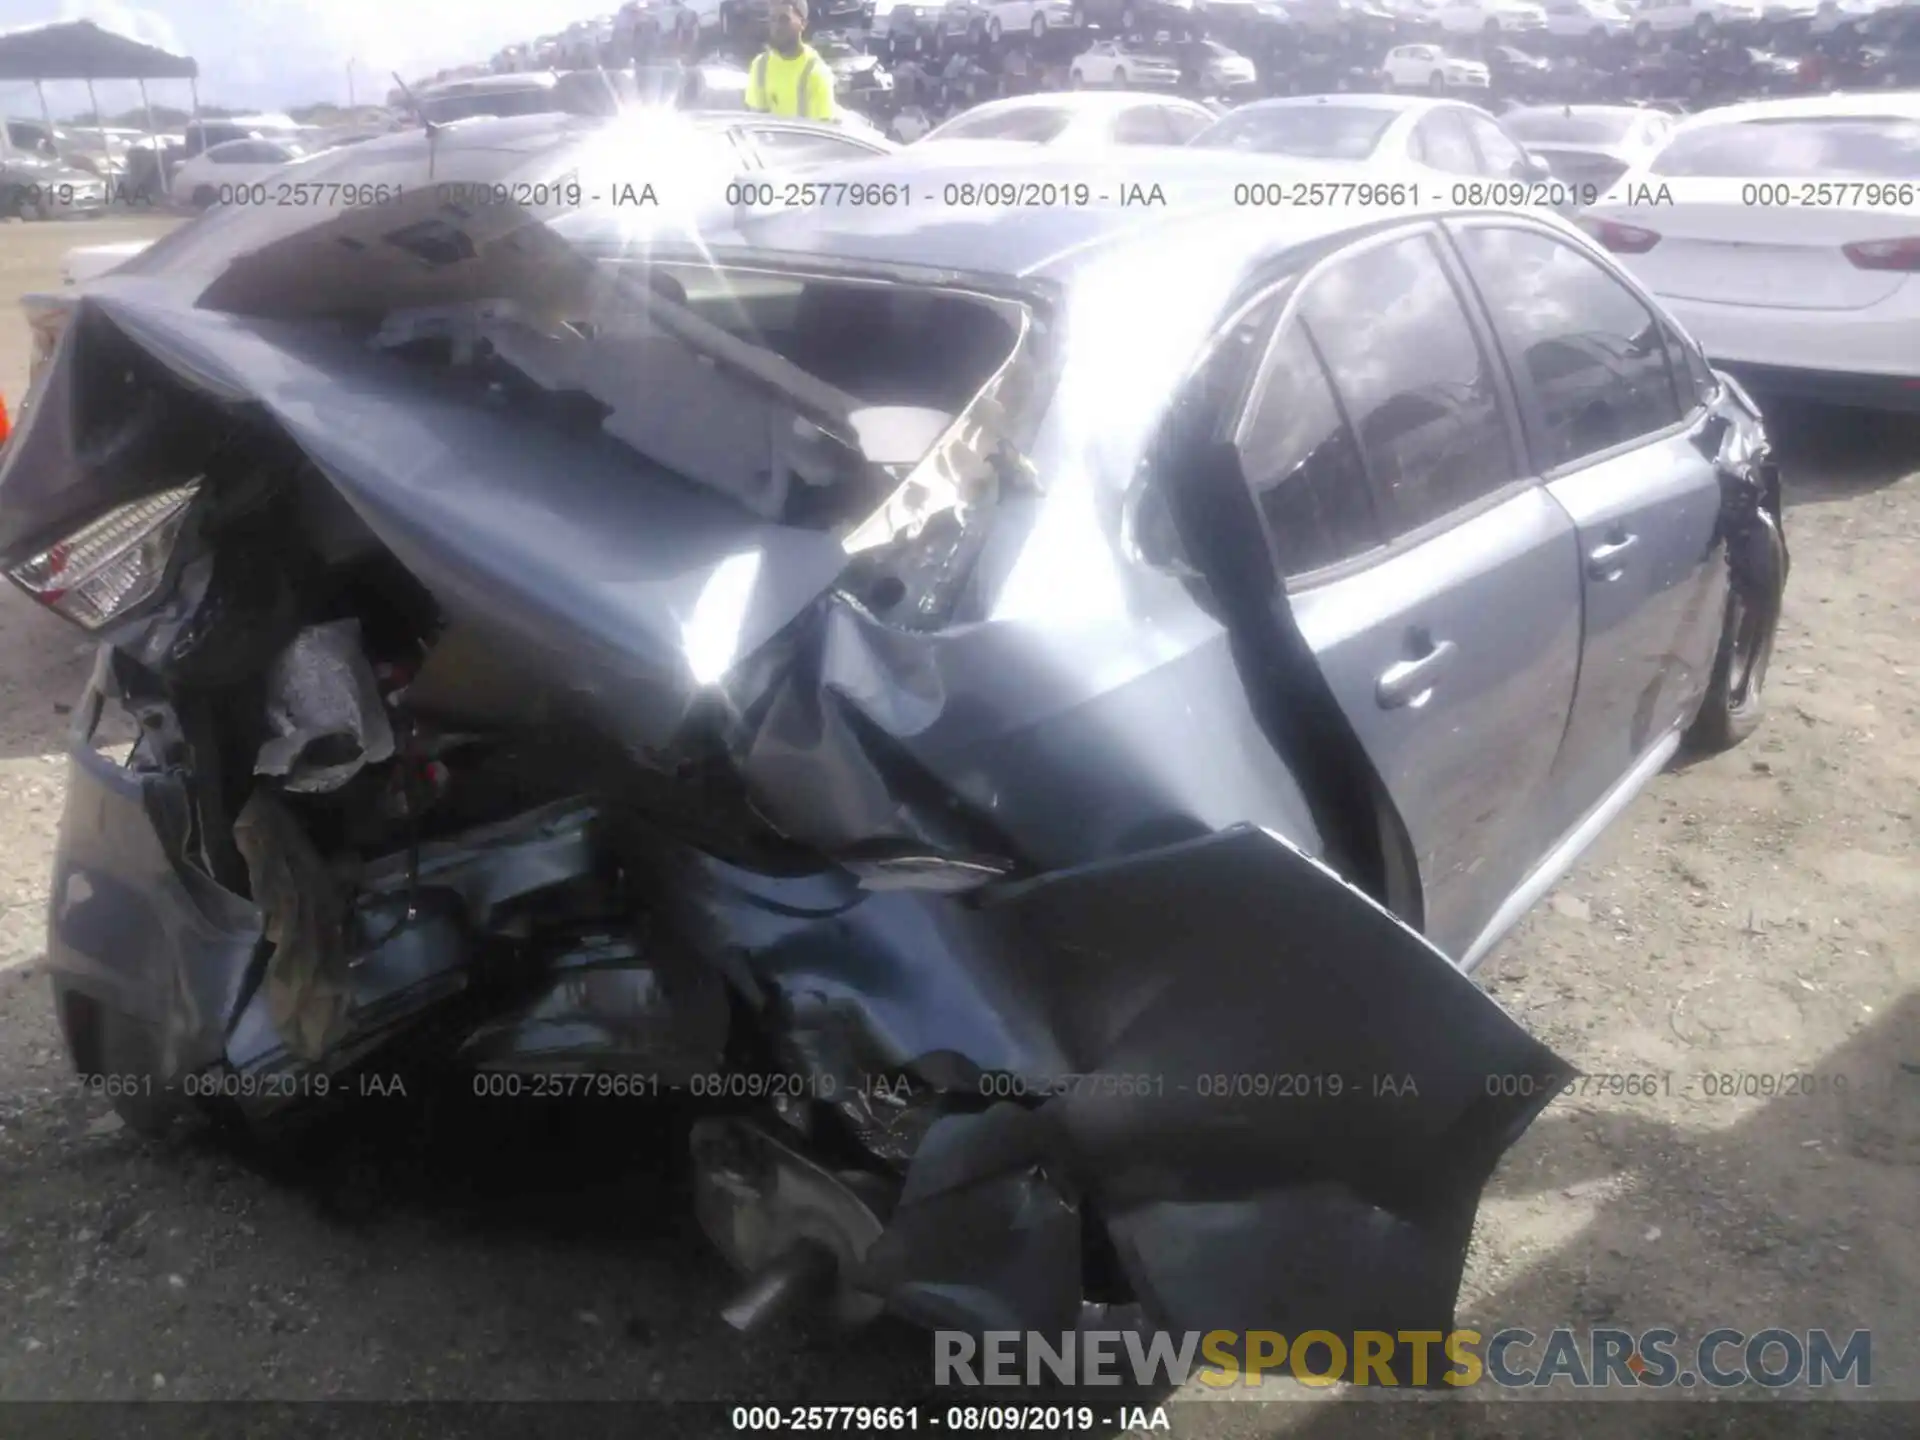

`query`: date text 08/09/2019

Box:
[730,1405,1170,1432]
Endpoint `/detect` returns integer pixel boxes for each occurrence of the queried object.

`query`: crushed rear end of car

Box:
[4,183,1571,1359]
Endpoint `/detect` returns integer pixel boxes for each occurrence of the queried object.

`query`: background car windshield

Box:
[1504,110,1635,144]
[1650,117,1920,177]
[1190,105,1395,159]
[925,105,1075,142]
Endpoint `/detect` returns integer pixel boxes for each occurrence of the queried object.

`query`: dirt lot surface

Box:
[0,216,1916,1438]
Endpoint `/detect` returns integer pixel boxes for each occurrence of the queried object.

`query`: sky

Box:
[0,0,611,119]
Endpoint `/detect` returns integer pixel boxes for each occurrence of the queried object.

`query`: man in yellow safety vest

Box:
[744,0,838,122]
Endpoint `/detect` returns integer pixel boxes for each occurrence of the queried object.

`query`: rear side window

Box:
[1190,104,1396,159]
[1237,325,1383,576]
[1456,226,1683,469]
[1298,232,1517,534]
[1651,116,1920,177]
[1113,106,1182,145]
[1413,109,1483,174]
[1463,112,1528,177]
[927,105,1073,142]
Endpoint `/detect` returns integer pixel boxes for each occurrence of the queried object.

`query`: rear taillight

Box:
[1580,218,1662,254]
[8,483,201,630]
[23,293,77,393]
[1842,236,1920,272]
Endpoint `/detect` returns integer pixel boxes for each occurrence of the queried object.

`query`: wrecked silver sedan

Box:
[2,129,1788,1355]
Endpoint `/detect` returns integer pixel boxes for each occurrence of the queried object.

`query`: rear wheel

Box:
[1429,68,1447,89]
[1686,511,1784,753]
[1113,64,1128,84]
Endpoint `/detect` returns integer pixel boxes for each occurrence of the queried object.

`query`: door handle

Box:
[1376,637,1458,711]
[1587,533,1639,581]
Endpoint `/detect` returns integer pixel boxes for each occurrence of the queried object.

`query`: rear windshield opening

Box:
[1651,116,1920,178]
[647,264,1021,415]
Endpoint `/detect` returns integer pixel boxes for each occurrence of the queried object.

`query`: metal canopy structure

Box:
[0,19,197,82]
[0,21,201,203]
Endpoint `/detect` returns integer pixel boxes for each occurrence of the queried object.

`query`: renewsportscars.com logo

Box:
[934,1328,1873,1390]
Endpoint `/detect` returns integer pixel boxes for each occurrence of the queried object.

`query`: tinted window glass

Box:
[1300,233,1516,532]
[1190,103,1396,159]
[1458,226,1684,468]
[1414,109,1483,173]
[1464,113,1528,175]
[1158,106,1214,143]
[925,104,1074,142]
[1113,106,1179,144]
[1651,116,1920,177]
[749,127,881,163]
[1238,325,1382,575]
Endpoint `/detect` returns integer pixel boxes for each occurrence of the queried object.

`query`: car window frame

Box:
[1442,214,1709,482]
[1236,219,1535,589]
[1412,106,1486,174]
[1461,110,1529,177]
[740,123,892,165]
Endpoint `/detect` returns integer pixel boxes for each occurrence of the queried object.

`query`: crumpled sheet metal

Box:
[4,284,854,757]
[255,619,397,792]
[231,789,352,1062]
[652,824,1573,1349]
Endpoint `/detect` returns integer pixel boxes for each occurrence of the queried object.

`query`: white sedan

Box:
[170,138,314,210]
[1067,38,1184,88]
[1542,0,1634,35]
[978,0,1078,38]
[1432,0,1550,33]
[1382,42,1493,89]
[1621,0,1766,37]
[1580,94,1920,413]
[919,91,1218,146]
[1190,94,1548,181]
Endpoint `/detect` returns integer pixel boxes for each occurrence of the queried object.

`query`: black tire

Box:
[1113,64,1128,84]
[1686,510,1784,753]
[1032,13,1047,35]
[1429,69,1447,90]
[988,15,1002,39]
[191,184,216,209]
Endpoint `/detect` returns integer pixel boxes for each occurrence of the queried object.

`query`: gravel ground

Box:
[0,217,1916,1436]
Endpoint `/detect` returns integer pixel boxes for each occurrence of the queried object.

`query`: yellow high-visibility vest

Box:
[746,45,837,121]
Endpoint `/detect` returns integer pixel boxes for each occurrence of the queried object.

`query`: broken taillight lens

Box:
[1580,218,1662,254]
[1841,237,1920,272]
[8,482,200,630]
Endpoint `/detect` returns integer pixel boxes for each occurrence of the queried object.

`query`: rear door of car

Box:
[1448,217,1727,844]
[1228,222,1583,961]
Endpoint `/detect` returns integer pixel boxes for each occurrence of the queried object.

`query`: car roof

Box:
[944,91,1212,117]
[421,72,563,96]
[680,149,1473,282]
[1503,104,1651,119]
[1673,92,1920,130]
[1227,93,1464,117]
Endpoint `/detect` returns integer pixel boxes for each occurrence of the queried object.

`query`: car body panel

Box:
[7,143,1787,1343]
